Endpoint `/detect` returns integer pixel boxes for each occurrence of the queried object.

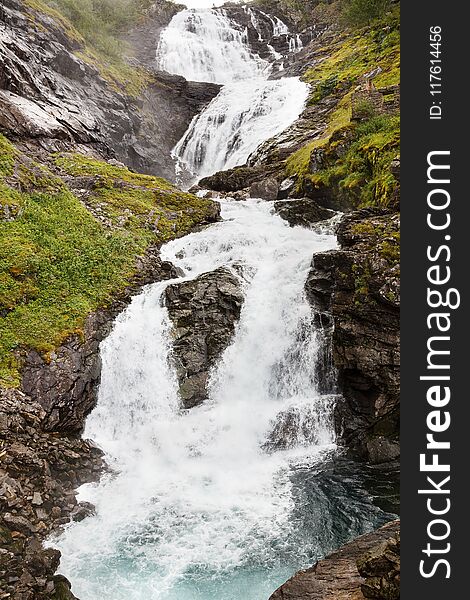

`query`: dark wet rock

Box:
[70,501,96,523]
[165,268,244,408]
[269,520,400,600]
[357,529,400,599]
[249,176,279,200]
[275,198,336,227]
[306,210,400,463]
[199,164,273,193]
[0,387,104,599]
[277,176,296,199]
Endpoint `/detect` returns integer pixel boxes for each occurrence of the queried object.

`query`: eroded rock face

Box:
[306,210,400,463]
[165,268,244,408]
[357,530,400,599]
[275,198,336,227]
[0,0,219,181]
[269,520,400,600]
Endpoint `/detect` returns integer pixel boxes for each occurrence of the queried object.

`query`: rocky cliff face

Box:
[306,210,400,464]
[1,2,223,592]
[165,268,244,408]
[269,520,399,600]
[0,0,219,181]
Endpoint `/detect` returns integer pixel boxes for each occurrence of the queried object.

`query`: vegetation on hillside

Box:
[285,12,400,208]
[22,0,155,96]
[0,135,216,388]
[251,0,395,29]
[41,0,153,59]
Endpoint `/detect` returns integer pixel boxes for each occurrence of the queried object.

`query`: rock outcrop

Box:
[306,210,400,463]
[0,0,220,181]
[357,529,400,599]
[165,268,244,408]
[0,388,104,599]
[269,520,400,600]
[275,198,336,227]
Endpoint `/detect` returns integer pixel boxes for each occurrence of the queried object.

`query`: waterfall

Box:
[50,6,396,599]
[173,78,309,179]
[51,200,343,600]
[157,8,309,183]
[157,9,269,84]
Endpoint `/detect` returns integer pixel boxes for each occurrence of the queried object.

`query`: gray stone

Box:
[270,520,400,600]
[275,198,336,228]
[165,268,244,408]
[249,177,279,200]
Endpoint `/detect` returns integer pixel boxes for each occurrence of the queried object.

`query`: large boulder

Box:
[165,268,244,408]
[249,176,279,200]
[275,198,336,227]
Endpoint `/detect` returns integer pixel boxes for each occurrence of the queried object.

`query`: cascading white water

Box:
[173,78,309,179]
[158,8,309,183]
[51,6,397,599]
[157,9,269,84]
[52,200,341,600]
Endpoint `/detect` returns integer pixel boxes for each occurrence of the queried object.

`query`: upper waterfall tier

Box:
[157,9,270,84]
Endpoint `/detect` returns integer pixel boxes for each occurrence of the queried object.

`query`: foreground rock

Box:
[357,529,400,599]
[275,198,336,227]
[0,388,104,599]
[165,268,244,408]
[269,520,400,600]
[306,210,400,463]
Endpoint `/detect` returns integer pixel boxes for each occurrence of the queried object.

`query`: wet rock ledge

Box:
[306,209,400,464]
[165,268,244,408]
[269,520,400,600]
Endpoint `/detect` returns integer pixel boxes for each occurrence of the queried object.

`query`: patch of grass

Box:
[303,17,400,103]
[285,95,353,179]
[0,135,18,178]
[23,0,154,96]
[23,0,84,44]
[0,143,216,387]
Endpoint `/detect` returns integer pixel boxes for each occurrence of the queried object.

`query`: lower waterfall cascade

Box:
[52,201,396,600]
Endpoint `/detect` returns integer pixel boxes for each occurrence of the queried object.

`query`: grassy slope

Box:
[22,0,153,97]
[285,11,400,208]
[0,135,216,387]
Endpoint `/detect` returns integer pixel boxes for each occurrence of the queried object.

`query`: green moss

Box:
[351,218,400,267]
[0,134,18,177]
[76,49,154,97]
[303,18,400,103]
[286,98,353,180]
[0,144,216,387]
[352,261,372,304]
[23,0,84,44]
[54,153,172,189]
[291,112,399,208]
